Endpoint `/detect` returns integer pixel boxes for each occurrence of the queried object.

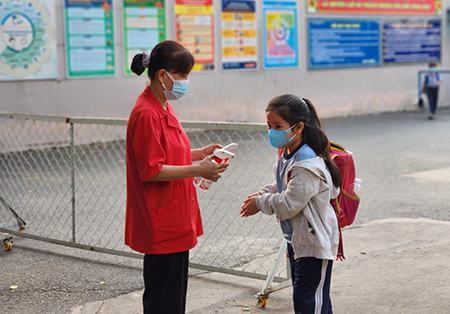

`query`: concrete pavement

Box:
[70,218,450,314]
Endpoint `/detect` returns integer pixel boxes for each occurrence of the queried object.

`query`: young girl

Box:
[241,94,340,314]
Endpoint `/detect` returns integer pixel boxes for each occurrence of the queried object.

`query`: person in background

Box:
[125,40,228,314]
[422,62,441,120]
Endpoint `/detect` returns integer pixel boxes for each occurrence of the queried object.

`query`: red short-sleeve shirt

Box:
[125,87,203,254]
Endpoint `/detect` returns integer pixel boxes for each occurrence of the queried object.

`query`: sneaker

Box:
[428,114,434,120]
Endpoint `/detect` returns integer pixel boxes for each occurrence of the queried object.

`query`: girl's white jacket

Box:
[256,157,340,260]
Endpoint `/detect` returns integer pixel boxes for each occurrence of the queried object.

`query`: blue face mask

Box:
[268,124,298,149]
[163,71,189,100]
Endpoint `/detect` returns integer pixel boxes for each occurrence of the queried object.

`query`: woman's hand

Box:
[240,196,260,217]
[196,155,228,181]
[202,143,222,157]
[192,144,222,161]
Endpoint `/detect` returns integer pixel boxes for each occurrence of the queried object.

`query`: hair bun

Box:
[130,53,145,76]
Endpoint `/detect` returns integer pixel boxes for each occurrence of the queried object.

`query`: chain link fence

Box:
[0,113,288,283]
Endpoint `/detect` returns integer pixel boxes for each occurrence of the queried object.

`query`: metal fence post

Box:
[70,122,76,243]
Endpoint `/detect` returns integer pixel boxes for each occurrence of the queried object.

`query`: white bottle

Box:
[353,178,362,194]
[196,143,238,191]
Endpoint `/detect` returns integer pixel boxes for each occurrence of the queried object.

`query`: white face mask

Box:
[161,71,189,100]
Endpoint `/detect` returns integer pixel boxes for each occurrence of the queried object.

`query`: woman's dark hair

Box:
[266,94,341,188]
[130,40,194,79]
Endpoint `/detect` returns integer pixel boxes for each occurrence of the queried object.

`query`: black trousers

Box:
[288,244,333,314]
[425,87,439,115]
[143,250,189,314]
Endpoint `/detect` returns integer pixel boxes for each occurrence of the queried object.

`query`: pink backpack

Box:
[277,142,360,260]
[330,142,360,260]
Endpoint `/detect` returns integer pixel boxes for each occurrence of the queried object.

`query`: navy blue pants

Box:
[425,87,439,115]
[288,244,333,314]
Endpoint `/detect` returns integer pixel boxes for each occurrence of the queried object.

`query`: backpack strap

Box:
[330,141,345,152]
[333,193,345,261]
[336,227,345,261]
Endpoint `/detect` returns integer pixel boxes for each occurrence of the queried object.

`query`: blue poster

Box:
[262,0,299,69]
[222,0,255,12]
[308,18,380,69]
[383,19,441,64]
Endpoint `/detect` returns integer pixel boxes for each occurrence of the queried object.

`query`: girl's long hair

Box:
[266,95,341,187]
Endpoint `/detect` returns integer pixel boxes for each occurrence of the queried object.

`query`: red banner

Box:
[309,0,442,15]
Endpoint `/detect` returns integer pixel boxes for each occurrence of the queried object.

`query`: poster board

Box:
[383,19,441,64]
[175,0,215,71]
[123,0,166,76]
[0,0,57,80]
[221,0,258,70]
[64,0,116,78]
[262,0,299,69]
[308,18,381,69]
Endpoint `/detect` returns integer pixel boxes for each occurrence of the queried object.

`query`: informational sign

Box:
[64,0,115,78]
[308,0,442,15]
[175,0,214,72]
[123,1,166,76]
[383,19,441,64]
[308,18,380,69]
[221,0,258,70]
[0,0,57,80]
[262,0,298,69]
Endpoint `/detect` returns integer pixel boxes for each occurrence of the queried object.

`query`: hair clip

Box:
[142,51,151,68]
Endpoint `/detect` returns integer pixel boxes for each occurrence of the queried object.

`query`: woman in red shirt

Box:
[125,41,227,314]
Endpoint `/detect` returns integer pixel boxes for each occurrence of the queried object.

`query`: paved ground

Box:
[0,240,142,314]
[3,219,450,314]
[1,107,450,313]
[69,218,450,314]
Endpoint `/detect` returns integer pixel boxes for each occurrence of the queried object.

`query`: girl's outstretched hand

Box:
[246,192,261,199]
[240,196,260,217]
